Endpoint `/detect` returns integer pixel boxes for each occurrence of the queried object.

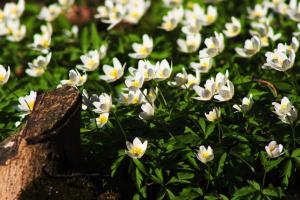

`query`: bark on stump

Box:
[0,86,81,200]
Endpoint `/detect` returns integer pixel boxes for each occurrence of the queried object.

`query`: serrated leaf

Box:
[216,152,227,176]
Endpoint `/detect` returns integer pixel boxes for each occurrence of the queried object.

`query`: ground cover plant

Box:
[1,0,300,199]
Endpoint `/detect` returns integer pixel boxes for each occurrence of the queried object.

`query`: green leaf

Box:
[266,157,285,173]
[136,168,143,189]
[80,27,89,53]
[281,159,292,187]
[111,153,125,177]
[176,187,203,200]
[232,186,257,200]
[133,159,148,175]
[205,124,215,139]
[166,189,176,200]
[154,168,164,183]
[262,187,283,198]
[291,148,300,157]
[216,152,227,176]
[198,118,206,133]
[90,23,101,49]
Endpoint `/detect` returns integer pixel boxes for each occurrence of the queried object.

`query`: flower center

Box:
[206,15,215,23]
[138,46,149,56]
[132,80,140,88]
[0,74,5,82]
[27,100,35,111]
[201,151,210,159]
[87,59,96,69]
[98,114,108,124]
[130,146,143,157]
[110,69,118,79]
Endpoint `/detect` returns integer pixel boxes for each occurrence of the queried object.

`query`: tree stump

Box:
[0,86,81,200]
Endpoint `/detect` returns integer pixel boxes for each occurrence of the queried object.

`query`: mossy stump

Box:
[0,86,81,200]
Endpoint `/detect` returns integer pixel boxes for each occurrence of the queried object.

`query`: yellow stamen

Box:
[109,69,118,79]
[98,114,108,124]
[130,146,143,157]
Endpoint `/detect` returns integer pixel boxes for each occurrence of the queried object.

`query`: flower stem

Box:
[217,120,222,143]
[205,165,211,192]
[290,123,296,148]
[112,110,127,140]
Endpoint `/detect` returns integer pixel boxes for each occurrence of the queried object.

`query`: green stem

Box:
[262,158,269,187]
[205,164,211,192]
[290,123,296,148]
[112,110,127,140]
[217,120,222,143]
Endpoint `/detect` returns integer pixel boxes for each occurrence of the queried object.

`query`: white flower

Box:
[235,36,261,58]
[191,57,213,73]
[272,96,297,124]
[95,112,109,128]
[82,89,98,110]
[168,67,188,87]
[139,103,154,120]
[60,69,87,87]
[128,89,145,105]
[129,34,153,59]
[263,44,295,72]
[119,89,145,105]
[223,17,241,38]
[126,137,148,159]
[99,44,108,59]
[99,1,126,30]
[199,5,217,26]
[26,53,52,77]
[193,78,215,101]
[129,60,156,82]
[265,141,284,158]
[0,65,10,86]
[250,23,281,47]
[5,20,26,42]
[38,4,62,22]
[30,24,53,54]
[160,6,183,31]
[76,50,100,72]
[183,71,200,89]
[205,107,221,122]
[99,58,125,83]
[233,94,253,113]
[154,59,172,81]
[163,0,182,7]
[177,33,201,53]
[247,4,268,20]
[287,0,300,22]
[199,32,224,58]
[196,145,214,164]
[95,5,109,19]
[214,70,229,93]
[293,23,300,36]
[143,87,158,104]
[181,4,202,34]
[214,80,234,102]
[125,71,145,91]
[58,0,75,10]
[123,1,151,24]
[17,91,37,116]
[64,25,79,38]
[93,93,112,113]
[288,37,299,53]
[3,0,25,20]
